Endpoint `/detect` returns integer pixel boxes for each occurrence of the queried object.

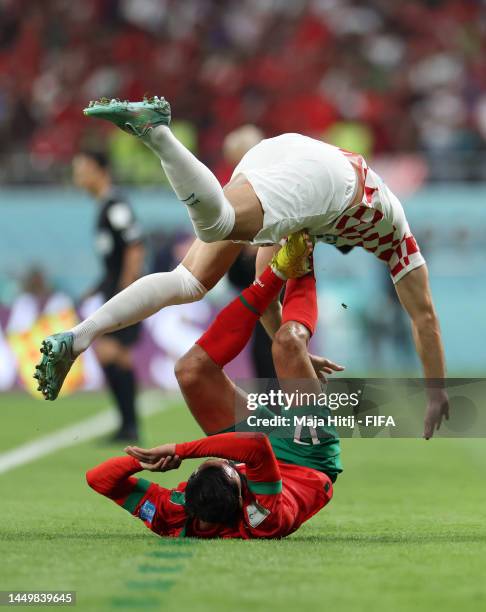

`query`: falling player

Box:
[35,97,448,438]
[87,233,344,538]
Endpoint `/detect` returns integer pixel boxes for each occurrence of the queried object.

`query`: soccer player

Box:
[36,97,448,439]
[72,150,144,441]
[87,233,343,538]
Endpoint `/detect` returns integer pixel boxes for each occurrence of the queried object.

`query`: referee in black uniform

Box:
[73,150,144,442]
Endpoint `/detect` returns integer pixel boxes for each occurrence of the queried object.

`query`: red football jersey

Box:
[86,433,334,539]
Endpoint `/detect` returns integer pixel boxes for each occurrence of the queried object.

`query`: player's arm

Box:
[86,455,184,534]
[86,455,150,506]
[127,432,281,490]
[119,242,145,290]
[394,264,449,439]
[179,433,281,488]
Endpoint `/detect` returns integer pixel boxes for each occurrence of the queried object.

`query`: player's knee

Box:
[193,225,228,244]
[175,264,208,303]
[272,322,309,363]
[174,354,199,391]
[190,196,235,243]
[175,348,210,392]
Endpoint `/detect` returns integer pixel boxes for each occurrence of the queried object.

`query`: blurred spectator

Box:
[0,0,485,183]
[218,124,265,183]
[7,267,65,334]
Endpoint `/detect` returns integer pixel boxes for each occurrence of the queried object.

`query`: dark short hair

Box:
[185,464,242,526]
[335,245,355,255]
[78,149,110,171]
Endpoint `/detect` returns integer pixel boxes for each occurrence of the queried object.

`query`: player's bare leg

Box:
[180,239,242,292]
[272,321,322,404]
[176,293,343,434]
[34,239,242,400]
[175,232,316,432]
[273,275,344,402]
[175,345,249,434]
[273,322,316,380]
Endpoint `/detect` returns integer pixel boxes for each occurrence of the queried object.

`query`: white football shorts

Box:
[232,132,425,283]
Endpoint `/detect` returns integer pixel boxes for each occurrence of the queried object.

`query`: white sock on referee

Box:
[142,126,235,243]
[70,264,207,354]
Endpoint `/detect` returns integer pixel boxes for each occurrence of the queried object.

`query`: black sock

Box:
[102,363,138,434]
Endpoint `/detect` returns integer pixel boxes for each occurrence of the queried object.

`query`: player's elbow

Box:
[242,431,273,456]
[85,468,101,492]
[256,432,273,453]
[251,434,278,470]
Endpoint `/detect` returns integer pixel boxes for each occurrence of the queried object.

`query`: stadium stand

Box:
[0,0,485,183]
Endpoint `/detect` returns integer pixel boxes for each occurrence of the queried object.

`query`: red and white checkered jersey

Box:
[319,151,425,283]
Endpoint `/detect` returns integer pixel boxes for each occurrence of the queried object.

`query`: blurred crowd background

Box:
[2,0,486,183]
[1,0,486,393]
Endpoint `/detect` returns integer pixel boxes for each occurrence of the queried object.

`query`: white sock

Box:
[70,264,207,354]
[143,126,235,242]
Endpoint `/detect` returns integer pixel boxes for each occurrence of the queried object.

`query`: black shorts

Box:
[105,323,142,347]
[101,286,142,347]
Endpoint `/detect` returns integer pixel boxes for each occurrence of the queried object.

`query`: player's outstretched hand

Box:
[423,389,450,439]
[308,354,345,382]
[125,444,181,472]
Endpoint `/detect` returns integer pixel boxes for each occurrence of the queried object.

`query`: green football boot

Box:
[83,96,171,136]
[33,332,76,401]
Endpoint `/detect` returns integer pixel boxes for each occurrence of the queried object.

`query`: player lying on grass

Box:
[36,96,448,438]
[87,233,343,538]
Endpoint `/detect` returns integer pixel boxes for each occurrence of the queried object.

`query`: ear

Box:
[238,495,243,509]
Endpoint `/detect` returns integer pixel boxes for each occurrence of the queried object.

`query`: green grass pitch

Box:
[1,391,486,611]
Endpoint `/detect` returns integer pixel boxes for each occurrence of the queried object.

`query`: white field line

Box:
[0,390,177,475]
